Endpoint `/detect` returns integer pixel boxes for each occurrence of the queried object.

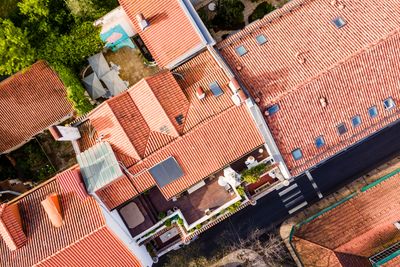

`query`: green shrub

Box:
[228,201,241,213]
[249,2,276,23]
[195,224,202,230]
[165,218,172,227]
[51,64,93,115]
[236,186,246,198]
[241,163,268,184]
[158,211,166,220]
[177,218,184,226]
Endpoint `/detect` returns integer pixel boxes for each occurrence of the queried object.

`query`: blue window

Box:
[292,149,303,161]
[337,123,347,135]
[368,106,378,118]
[256,34,268,45]
[315,136,325,148]
[383,97,395,110]
[235,45,247,56]
[209,81,224,97]
[351,115,362,127]
[266,104,280,115]
[332,17,347,29]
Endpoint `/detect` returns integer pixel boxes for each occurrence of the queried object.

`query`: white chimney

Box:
[136,13,149,31]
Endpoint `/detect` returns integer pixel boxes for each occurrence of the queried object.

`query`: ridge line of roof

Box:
[134,104,240,164]
[34,225,107,266]
[217,0,310,50]
[267,27,400,105]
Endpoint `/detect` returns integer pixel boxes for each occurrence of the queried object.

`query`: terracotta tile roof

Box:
[293,172,400,266]
[174,50,235,132]
[120,0,204,68]
[100,105,264,209]
[0,61,73,153]
[264,29,400,175]
[383,255,400,267]
[218,0,400,103]
[0,168,142,267]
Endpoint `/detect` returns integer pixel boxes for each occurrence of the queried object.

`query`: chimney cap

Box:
[41,193,63,228]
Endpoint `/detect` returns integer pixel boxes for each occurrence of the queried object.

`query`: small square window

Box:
[351,115,362,127]
[175,114,184,125]
[332,16,347,29]
[256,34,268,45]
[292,149,303,160]
[383,97,395,110]
[368,106,378,118]
[337,123,347,135]
[266,104,280,115]
[315,136,325,148]
[235,45,247,56]
[209,81,224,97]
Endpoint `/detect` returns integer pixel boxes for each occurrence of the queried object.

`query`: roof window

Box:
[266,104,280,115]
[351,115,362,127]
[292,149,303,161]
[209,81,224,97]
[235,45,248,56]
[368,106,378,118]
[383,97,395,110]
[175,114,184,125]
[337,123,347,135]
[256,34,268,45]
[315,136,325,148]
[332,16,347,29]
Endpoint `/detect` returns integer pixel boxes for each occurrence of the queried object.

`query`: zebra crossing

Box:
[277,182,308,214]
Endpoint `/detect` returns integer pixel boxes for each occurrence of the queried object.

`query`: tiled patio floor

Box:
[148,178,235,225]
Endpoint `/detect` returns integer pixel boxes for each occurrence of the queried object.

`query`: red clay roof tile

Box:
[0,172,142,267]
[120,0,204,68]
[0,61,73,153]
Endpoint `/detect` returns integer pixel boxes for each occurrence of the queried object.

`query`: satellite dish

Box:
[218,176,228,187]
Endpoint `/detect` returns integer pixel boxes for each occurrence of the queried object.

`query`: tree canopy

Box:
[0,19,35,75]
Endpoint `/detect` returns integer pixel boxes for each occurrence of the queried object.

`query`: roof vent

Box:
[49,125,81,141]
[295,52,306,64]
[0,203,27,251]
[237,89,248,102]
[41,193,63,228]
[196,86,205,100]
[136,13,149,31]
[229,77,241,93]
[320,97,328,107]
[236,65,242,71]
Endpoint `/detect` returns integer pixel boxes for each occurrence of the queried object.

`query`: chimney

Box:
[196,86,206,100]
[320,97,328,107]
[0,203,27,251]
[237,89,248,102]
[49,125,81,141]
[229,77,241,93]
[41,193,63,228]
[136,13,149,31]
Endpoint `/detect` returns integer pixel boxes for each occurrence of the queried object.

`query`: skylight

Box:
[351,115,361,127]
[368,106,378,118]
[266,104,280,115]
[383,97,395,110]
[332,17,347,29]
[337,123,347,135]
[209,81,224,97]
[292,149,303,161]
[315,136,325,148]
[235,45,248,56]
[256,34,268,45]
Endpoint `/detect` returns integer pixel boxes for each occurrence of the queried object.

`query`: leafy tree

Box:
[0,19,35,75]
[249,2,276,23]
[65,0,104,20]
[212,0,245,31]
[51,63,93,115]
[39,21,103,68]
[18,0,50,21]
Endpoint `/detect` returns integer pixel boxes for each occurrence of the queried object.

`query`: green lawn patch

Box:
[249,2,276,23]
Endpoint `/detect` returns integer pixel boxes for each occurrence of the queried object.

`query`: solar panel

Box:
[149,157,184,188]
[209,82,224,97]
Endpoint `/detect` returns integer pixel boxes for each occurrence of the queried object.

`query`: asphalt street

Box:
[158,120,400,265]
